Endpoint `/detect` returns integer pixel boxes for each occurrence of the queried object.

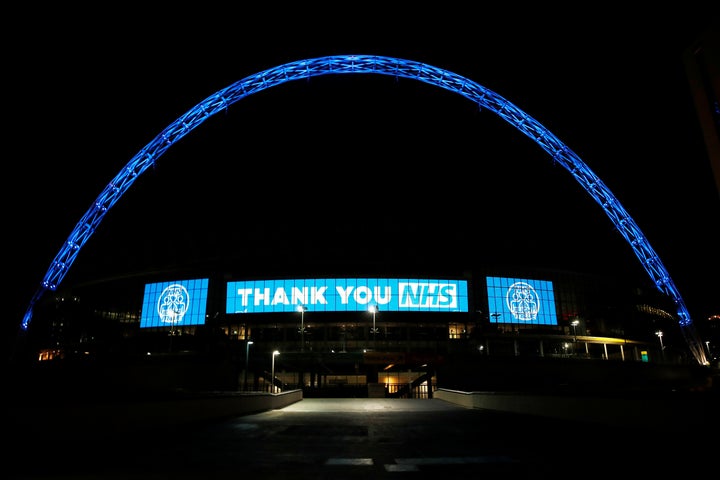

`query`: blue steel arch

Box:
[20,54,707,364]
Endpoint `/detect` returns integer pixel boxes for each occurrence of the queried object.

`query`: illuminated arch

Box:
[19,54,707,364]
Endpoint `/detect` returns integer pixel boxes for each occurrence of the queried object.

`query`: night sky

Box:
[6,8,719,345]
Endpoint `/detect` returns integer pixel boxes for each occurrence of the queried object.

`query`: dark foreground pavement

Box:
[7,397,717,479]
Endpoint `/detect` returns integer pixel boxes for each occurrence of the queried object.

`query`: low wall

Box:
[433,388,718,433]
[8,389,303,438]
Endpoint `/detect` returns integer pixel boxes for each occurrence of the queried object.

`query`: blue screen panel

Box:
[140,278,209,328]
[485,276,558,325]
[226,278,469,314]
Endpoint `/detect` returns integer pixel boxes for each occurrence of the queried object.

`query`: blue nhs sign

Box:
[226,278,469,314]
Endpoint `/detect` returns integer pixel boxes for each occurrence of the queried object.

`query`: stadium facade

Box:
[20,263,701,397]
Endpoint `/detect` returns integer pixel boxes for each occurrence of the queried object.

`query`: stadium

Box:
[18,261,712,398]
[11,55,717,397]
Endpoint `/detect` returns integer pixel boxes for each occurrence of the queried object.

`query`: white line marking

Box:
[385,464,419,472]
[395,456,517,465]
[325,458,374,466]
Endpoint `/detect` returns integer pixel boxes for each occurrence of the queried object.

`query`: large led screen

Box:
[226,278,469,314]
[140,278,209,328]
[486,276,558,325]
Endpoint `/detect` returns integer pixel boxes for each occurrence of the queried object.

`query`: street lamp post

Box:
[297,305,307,352]
[655,330,664,350]
[244,340,253,391]
[655,330,664,361]
[368,305,379,344]
[570,319,579,356]
[571,319,579,340]
[270,350,280,393]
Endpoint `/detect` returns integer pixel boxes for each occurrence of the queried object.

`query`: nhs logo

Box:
[398,282,459,309]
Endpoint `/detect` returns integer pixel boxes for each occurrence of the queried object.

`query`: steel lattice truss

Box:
[20,54,707,364]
